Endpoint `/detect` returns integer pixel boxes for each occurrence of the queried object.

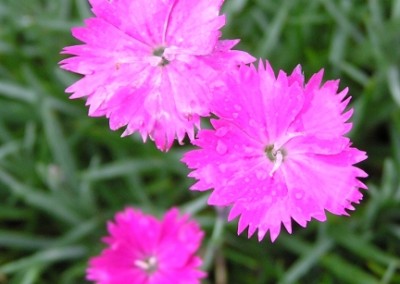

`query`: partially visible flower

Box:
[182,62,367,242]
[60,0,254,151]
[87,207,205,284]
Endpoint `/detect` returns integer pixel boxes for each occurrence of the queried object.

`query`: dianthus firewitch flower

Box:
[182,62,367,242]
[60,0,254,151]
[87,207,205,284]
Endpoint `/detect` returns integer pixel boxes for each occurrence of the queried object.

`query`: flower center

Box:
[134,256,158,275]
[265,144,285,176]
[152,47,169,67]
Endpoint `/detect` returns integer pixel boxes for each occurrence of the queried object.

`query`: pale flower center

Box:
[152,46,169,67]
[134,256,158,275]
[265,144,285,177]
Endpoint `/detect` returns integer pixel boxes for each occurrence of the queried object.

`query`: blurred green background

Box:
[1,0,400,283]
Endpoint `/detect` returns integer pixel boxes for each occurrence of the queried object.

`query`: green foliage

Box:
[1,0,399,283]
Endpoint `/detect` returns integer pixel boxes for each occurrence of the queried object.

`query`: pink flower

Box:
[182,62,367,242]
[87,207,205,284]
[60,0,254,151]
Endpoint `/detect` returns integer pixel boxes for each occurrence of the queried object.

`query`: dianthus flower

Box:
[60,0,254,151]
[182,62,367,242]
[87,207,205,284]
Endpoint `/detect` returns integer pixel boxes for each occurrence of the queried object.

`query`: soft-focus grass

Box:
[0,0,399,283]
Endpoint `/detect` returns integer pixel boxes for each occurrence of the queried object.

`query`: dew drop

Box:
[244,177,250,183]
[249,119,257,128]
[232,112,239,118]
[256,169,267,180]
[216,140,228,155]
[215,127,229,137]
[234,104,242,111]
[294,189,304,200]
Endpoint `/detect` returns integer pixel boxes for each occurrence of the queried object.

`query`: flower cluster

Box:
[87,208,205,284]
[61,0,368,282]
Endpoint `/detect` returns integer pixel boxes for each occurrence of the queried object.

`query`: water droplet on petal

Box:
[216,140,227,155]
[256,169,267,180]
[294,189,304,200]
[232,112,239,118]
[215,127,229,137]
[234,104,242,111]
[244,177,250,183]
[249,119,257,128]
